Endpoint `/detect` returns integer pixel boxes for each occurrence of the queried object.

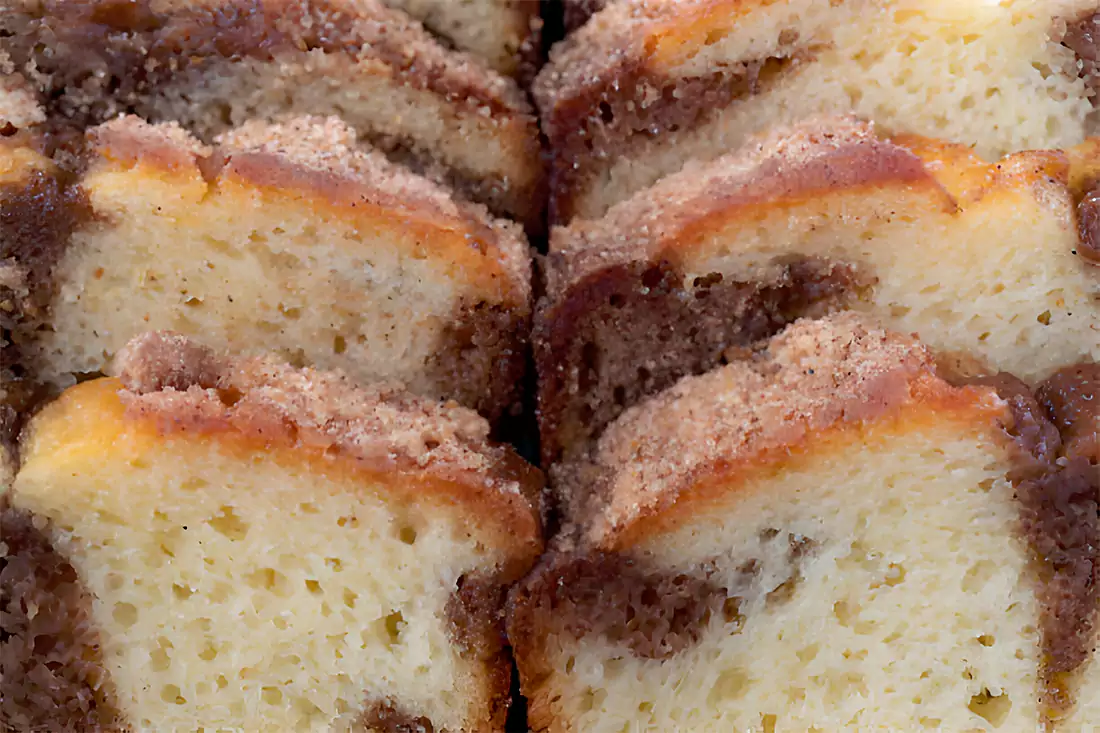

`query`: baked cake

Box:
[2,331,544,731]
[535,0,1100,222]
[0,0,544,229]
[381,0,542,78]
[6,114,531,421]
[536,118,1100,464]
[510,314,1099,732]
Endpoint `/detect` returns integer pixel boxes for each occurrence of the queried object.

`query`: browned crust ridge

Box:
[0,0,546,229]
[113,331,544,558]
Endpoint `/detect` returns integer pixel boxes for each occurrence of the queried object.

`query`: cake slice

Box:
[381,0,542,79]
[2,331,543,731]
[535,0,1100,222]
[8,115,531,421]
[510,314,1099,732]
[536,119,1100,464]
[0,0,544,229]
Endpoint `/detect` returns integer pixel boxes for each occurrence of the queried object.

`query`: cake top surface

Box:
[100,332,544,545]
[556,313,1006,549]
[90,115,532,301]
[544,118,939,299]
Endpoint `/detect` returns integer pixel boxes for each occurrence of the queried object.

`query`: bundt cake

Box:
[510,314,1099,732]
[381,0,542,78]
[0,0,544,229]
[537,118,1100,464]
[5,114,531,420]
[2,331,544,731]
[535,0,1100,222]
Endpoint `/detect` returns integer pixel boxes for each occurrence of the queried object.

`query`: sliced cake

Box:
[2,331,544,731]
[510,314,1099,732]
[537,119,1100,464]
[6,115,531,421]
[535,0,1100,222]
[0,0,544,229]
[381,0,542,79]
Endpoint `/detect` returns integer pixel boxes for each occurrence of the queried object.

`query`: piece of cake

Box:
[509,314,1099,732]
[0,0,544,229]
[536,118,1100,464]
[2,331,544,731]
[535,0,1100,223]
[7,114,531,421]
[381,0,542,79]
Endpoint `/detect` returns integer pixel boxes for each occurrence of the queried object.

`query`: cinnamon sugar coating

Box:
[543,117,932,302]
[555,314,988,548]
[116,331,543,533]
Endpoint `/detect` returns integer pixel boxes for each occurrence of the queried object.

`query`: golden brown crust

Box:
[543,118,945,303]
[553,314,1007,550]
[109,331,544,565]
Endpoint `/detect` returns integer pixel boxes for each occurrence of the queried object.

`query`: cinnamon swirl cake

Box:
[537,118,1100,463]
[2,331,544,731]
[536,0,1100,222]
[3,115,531,420]
[0,0,544,229]
[510,315,1099,732]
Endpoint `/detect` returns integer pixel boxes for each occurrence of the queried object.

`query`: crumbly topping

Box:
[545,118,930,300]
[0,67,45,130]
[559,313,998,547]
[115,332,541,507]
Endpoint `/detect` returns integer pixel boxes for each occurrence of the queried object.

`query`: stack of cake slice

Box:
[0,0,544,230]
[536,0,1100,223]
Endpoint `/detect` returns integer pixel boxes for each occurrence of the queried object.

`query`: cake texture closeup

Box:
[510,314,1100,732]
[536,118,1100,464]
[4,114,531,421]
[1,331,544,731]
[535,0,1100,222]
[0,0,545,229]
